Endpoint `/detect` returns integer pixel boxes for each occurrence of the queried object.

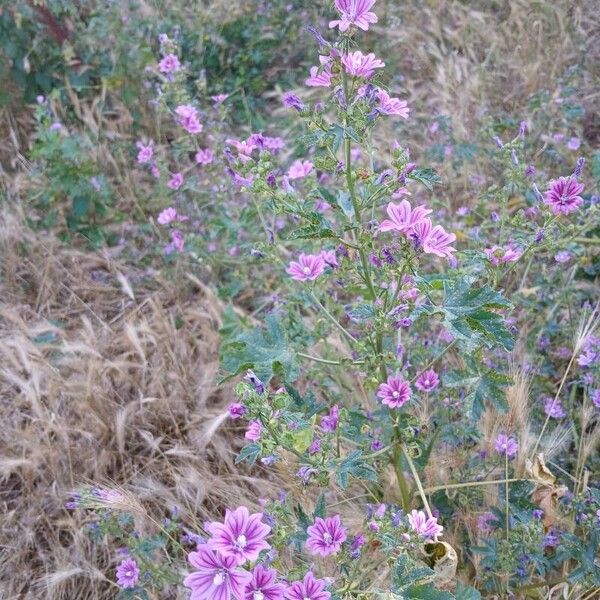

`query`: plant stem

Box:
[505,451,510,540]
[403,444,432,518]
[422,478,532,494]
[309,291,357,344]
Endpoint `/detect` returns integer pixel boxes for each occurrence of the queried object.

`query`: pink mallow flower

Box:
[136,141,153,164]
[306,56,334,87]
[165,230,185,254]
[206,506,271,565]
[495,433,519,458]
[329,0,378,32]
[415,369,440,392]
[484,246,522,266]
[285,571,331,600]
[175,104,202,134]
[306,515,347,556]
[544,176,585,215]
[244,565,285,600]
[183,544,251,600]
[116,558,140,589]
[245,421,262,442]
[286,253,325,282]
[376,89,409,118]
[158,54,181,74]
[168,172,184,190]
[411,218,457,259]
[377,375,412,408]
[157,207,177,225]
[379,200,432,234]
[195,148,215,165]
[341,51,385,79]
[408,510,443,539]
[287,160,314,179]
[212,93,229,105]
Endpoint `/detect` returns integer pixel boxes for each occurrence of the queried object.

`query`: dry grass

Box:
[0,207,282,599]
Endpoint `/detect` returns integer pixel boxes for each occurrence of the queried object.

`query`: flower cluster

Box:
[184,507,335,600]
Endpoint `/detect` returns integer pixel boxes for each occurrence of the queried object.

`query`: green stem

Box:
[309,291,357,344]
[393,439,412,511]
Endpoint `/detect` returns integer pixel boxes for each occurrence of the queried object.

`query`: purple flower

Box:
[407,510,443,539]
[477,512,497,534]
[245,421,262,442]
[296,465,318,484]
[184,544,251,600]
[168,172,184,190]
[415,369,439,392]
[544,396,566,419]
[244,565,285,600]
[412,219,457,259]
[544,177,584,215]
[566,137,581,150]
[212,93,229,106]
[320,405,339,432]
[377,375,412,408]
[306,56,334,87]
[116,558,140,589]
[329,0,378,32]
[285,571,331,600]
[319,249,339,268]
[175,104,202,134]
[157,207,177,225]
[341,51,385,79]
[590,389,600,409]
[309,438,321,454]
[244,369,266,394]
[554,250,571,263]
[495,433,518,458]
[375,89,409,118]
[379,200,432,234]
[287,160,314,179]
[158,54,181,74]
[228,403,247,420]
[165,229,185,254]
[283,92,306,111]
[206,506,271,565]
[136,140,153,164]
[196,148,214,165]
[306,515,347,556]
[286,254,325,282]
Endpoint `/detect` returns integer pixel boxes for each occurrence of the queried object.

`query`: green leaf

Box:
[404,585,455,600]
[313,493,327,519]
[419,279,514,352]
[454,582,481,600]
[444,364,511,420]
[335,449,377,489]
[72,195,90,219]
[235,442,261,465]
[408,168,443,190]
[220,314,297,383]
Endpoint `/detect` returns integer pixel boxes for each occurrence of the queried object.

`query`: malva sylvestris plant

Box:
[69,1,600,598]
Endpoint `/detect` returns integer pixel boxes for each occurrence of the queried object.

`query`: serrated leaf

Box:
[408,168,443,190]
[313,493,327,519]
[220,314,297,383]
[335,449,377,488]
[235,442,261,465]
[422,279,514,352]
